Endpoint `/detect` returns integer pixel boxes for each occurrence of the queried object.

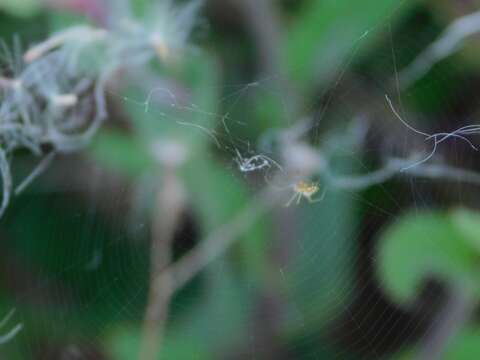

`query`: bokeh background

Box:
[1,0,480,359]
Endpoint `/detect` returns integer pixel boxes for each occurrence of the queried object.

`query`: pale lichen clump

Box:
[0,0,202,218]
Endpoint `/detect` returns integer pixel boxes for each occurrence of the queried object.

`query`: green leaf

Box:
[285,0,413,90]
[47,9,92,32]
[106,259,252,359]
[451,208,480,253]
[286,179,357,332]
[377,210,480,306]
[107,325,211,360]
[281,143,361,335]
[0,0,40,18]
[391,327,480,359]
[2,192,149,353]
[88,130,154,178]
[444,327,480,360]
[169,258,253,357]
[120,50,219,150]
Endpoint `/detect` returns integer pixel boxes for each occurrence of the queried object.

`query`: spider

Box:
[285,180,325,207]
[234,149,283,173]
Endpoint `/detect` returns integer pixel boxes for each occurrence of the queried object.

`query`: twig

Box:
[0,77,21,89]
[138,167,186,360]
[0,149,12,219]
[165,155,480,296]
[23,26,107,63]
[235,0,299,119]
[415,285,475,360]
[0,323,22,345]
[237,0,283,77]
[14,151,56,196]
[0,309,23,345]
[399,10,480,88]
[324,157,480,190]
[169,186,280,294]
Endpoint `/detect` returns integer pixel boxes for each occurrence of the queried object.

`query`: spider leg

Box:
[284,192,298,207]
[296,193,302,205]
[308,189,327,203]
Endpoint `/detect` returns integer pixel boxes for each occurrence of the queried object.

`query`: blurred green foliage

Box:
[0,0,40,18]
[377,209,480,305]
[1,0,480,359]
[379,208,480,359]
[286,0,412,90]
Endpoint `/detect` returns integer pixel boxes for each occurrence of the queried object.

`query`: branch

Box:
[236,0,283,77]
[138,169,186,360]
[0,309,23,346]
[415,285,475,360]
[399,10,480,88]
[324,157,480,190]
[170,186,280,294]
[138,142,187,360]
[166,152,480,295]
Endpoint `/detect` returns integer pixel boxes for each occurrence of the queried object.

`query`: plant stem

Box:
[170,187,280,294]
[164,156,480,298]
[415,285,475,360]
[138,169,186,360]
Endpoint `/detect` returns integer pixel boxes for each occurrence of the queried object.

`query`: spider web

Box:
[2,1,480,359]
